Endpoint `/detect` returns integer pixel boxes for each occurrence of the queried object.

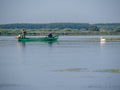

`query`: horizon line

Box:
[0,22,120,25]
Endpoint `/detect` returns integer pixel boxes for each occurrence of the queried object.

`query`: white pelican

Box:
[100,37,106,43]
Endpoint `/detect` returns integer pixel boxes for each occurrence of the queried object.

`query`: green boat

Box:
[18,36,58,42]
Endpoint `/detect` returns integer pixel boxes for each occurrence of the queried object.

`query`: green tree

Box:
[89,25,99,31]
[114,26,120,32]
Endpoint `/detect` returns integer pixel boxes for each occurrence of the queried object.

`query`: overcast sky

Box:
[0,0,120,24]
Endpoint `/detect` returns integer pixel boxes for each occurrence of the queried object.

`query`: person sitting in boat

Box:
[22,29,26,38]
[48,33,53,38]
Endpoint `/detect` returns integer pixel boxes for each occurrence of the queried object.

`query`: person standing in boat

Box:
[48,33,53,38]
[22,29,26,38]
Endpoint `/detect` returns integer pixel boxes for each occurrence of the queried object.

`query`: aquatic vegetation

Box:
[0,84,21,88]
[106,38,120,41]
[51,68,120,73]
[94,69,120,73]
[51,68,87,72]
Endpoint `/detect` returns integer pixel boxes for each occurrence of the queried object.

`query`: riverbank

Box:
[0,29,120,36]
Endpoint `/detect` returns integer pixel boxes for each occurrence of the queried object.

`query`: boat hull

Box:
[18,37,58,42]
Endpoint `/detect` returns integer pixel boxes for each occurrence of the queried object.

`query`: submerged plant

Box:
[94,69,120,73]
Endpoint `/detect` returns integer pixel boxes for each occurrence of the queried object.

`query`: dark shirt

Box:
[48,33,53,37]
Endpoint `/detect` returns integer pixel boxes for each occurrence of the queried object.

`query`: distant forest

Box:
[0,23,120,35]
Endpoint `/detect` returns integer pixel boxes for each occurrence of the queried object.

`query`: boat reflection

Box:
[47,41,58,47]
[17,41,58,48]
[17,41,26,48]
[20,42,26,48]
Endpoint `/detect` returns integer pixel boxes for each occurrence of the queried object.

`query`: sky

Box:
[0,0,120,24]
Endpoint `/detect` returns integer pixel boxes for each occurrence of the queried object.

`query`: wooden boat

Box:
[18,36,58,42]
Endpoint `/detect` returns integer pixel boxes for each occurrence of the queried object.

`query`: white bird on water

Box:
[100,37,106,43]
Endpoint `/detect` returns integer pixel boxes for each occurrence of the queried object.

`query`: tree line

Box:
[0,23,90,30]
[0,23,120,35]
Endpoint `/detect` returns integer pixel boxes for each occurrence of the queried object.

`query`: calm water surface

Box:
[0,36,120,90]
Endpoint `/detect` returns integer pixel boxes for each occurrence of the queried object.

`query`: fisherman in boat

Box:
[21,29,26,38]
[48,33,53,38]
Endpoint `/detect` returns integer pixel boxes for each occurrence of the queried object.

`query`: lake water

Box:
[0,36,120,90]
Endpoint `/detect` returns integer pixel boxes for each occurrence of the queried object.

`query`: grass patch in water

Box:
[0,84,21,88]
[51,68,120,73]
[106,38,120,41]
[94,69,120,73]
[51,68,88,72]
